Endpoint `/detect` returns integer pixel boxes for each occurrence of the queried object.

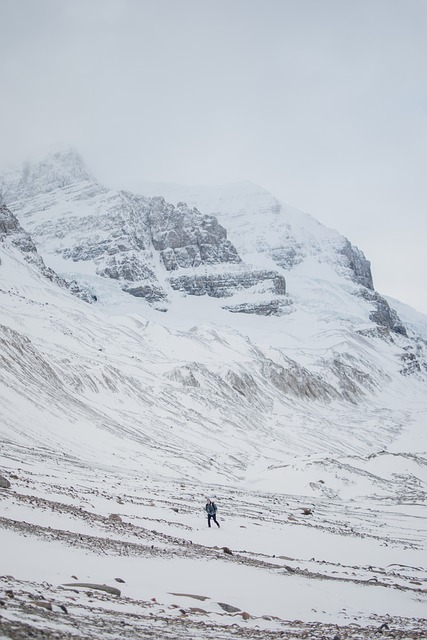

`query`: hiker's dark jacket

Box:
[205,502,217,515]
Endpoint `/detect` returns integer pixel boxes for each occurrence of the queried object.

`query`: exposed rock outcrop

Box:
[217,602,240,613]
[168,270,286,298]
[269,244,303,270]
[360,289,407,336]
[399,340,427,376]
[260,358,341,402]
[61,583,121,596]
[340,240,374,290]
[0,205,96,303]
[0,474,11,489]
[0,204,66,284]
[1,156,289,315]
[224,299,291,316]
[148,199,241,270]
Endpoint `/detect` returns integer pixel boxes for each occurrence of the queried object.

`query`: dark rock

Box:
[283,565,296,573]
[169,269,285,300]
[61,583,121,596]
[148,199,241,270]
[188,606,208,614]
[108,514,122,522]
[222,547,233,555]
[218,602,241,613]
[301,508,313,515]
[224,298,290,316]
[399,341,427,376]
[0,475,11,489]
[169,593,209,601]
[0,205,95,303]
[340,239,374,290]
[124,283,167,303]
[360,289,407,336]
[98,255,155,282]
[64,279,98,304]
[114,578,125,584]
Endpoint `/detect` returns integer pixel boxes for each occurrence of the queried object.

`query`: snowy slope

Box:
[0,150,426,638]
[2,233,418,479]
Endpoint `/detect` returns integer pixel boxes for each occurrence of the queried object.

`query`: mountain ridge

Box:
[0,149,425,457]
[0,148,411,337]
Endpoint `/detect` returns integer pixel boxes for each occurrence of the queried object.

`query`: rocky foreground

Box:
[1,579,425,640]
[0,449,426,640]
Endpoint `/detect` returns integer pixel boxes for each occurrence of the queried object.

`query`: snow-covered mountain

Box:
[0,148,426,638]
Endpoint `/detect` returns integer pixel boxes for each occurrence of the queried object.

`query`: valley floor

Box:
[0,444,426,640]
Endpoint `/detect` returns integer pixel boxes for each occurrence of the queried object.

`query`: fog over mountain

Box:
[0,148,426,639]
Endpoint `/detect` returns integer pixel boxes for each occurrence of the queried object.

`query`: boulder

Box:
[218,602,241,613]
[108,513,122,522]
[61,583,121,596]
[0,475,11,489]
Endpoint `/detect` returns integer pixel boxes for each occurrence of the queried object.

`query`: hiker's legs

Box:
[207,514,212,527]
[212,514,220,527]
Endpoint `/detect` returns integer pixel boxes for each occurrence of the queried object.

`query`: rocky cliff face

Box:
[0,204,96,303]
[0,203,63,281]
[0,148,411,332]
[169,269,286,298]
[167,269,288,315]
[147,198,241,270]
[132,180,377,293]
[1,151,289,315]
[132,180,407,336]
[340,240,374,290]
[360,289,407,336]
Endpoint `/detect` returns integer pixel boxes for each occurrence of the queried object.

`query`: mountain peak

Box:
[0,145,93,205]
[24,144,92,185]
[34,144,87,170]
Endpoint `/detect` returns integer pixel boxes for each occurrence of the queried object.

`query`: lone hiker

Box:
[205,498,220,528]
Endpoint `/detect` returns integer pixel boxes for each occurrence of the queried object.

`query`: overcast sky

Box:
[1,0,426,313]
